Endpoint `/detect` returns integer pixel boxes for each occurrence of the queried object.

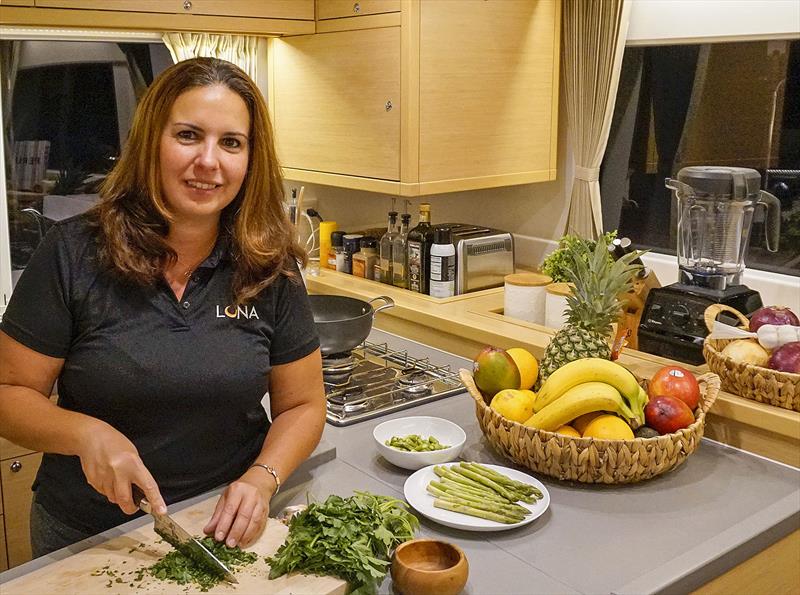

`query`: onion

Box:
[749,306,800,332]
[768,341,800,374]
[721,339,770,367]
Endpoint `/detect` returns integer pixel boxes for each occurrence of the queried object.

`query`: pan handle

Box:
[368,295,395,315]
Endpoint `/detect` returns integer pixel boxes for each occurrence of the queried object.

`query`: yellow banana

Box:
[533,358,641,413]
[524,382,634,431]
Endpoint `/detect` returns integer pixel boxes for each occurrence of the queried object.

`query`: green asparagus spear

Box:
[433,499,521,524]
[427,484,528,517]
[463,462,537,494]
[432,479,513,504]
[461,463,542,502]
[451,466,518,501]
[434,466,496,494]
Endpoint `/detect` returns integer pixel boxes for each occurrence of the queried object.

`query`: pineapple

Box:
[538,236,643,383]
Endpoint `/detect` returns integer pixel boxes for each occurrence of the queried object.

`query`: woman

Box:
[0,58,326,556]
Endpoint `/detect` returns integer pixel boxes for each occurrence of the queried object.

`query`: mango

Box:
[473,346,520,403]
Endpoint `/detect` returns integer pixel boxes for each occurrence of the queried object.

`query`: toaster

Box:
[441,223,515,294]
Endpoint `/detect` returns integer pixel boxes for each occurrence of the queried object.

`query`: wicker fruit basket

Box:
[702,304,800,412]
[459,368,720,484]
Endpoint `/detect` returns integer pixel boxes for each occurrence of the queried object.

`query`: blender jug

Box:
[666,166,780,291]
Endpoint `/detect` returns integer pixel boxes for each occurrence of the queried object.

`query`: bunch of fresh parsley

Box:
[266,492,419,595]
[148,537,257,592]
[541,231,618,282]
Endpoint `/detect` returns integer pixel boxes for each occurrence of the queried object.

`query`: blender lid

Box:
[675,166,762,199]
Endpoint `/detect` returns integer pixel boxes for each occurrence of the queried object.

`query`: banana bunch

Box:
[523,358,648,431]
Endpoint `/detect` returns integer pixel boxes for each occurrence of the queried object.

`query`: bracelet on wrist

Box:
[250,463,281,494]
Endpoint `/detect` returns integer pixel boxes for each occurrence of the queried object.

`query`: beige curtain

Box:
[562,0,631,239]
[162,33,259,81]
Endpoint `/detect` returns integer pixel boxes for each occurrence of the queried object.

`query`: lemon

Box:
[582,414,635,440]
[572,411,603,435]
[507,348,539,390]
[554,425,581,438]
[490,388,536,423]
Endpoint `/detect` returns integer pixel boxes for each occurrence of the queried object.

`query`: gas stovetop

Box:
[323,331,466,426]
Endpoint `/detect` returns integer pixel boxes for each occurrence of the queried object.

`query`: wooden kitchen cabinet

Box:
[271,27,401,182]
[1,452,42,568]
[35,0,314,20]
[317,0,400,20]
[270,0,560,196]
[0,0,34,7]
[1,0,315,35]
[0,515,8,572]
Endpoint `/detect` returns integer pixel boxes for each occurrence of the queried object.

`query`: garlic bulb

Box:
[756,324,800,350]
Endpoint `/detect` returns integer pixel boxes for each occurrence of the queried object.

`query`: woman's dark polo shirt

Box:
[0,214,319,535]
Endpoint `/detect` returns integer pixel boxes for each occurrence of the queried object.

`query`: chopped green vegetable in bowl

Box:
[385,434,450,452]
[373,416,466,470]
[266,491,419,595]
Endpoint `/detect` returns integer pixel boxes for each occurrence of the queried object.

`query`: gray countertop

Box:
[3,333,799,594]
[321,392,800,595]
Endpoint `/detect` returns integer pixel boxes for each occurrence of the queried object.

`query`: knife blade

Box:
[132,486,238,585]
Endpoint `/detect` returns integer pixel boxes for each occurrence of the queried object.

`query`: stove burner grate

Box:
[325,341,462,426]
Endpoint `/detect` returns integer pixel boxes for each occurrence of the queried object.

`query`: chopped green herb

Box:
[385,434,449,452]
[147,537,257,592]
[266,492,418,595]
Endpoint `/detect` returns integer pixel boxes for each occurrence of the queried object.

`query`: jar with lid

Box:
[342,233,363,275]
[330,231,347,271]
[352,236,378,280]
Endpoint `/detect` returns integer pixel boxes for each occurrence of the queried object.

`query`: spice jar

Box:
[352,236,378,280]
[342,234,363,275]
[330,231,346,271]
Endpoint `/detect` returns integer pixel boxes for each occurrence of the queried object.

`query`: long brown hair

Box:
[91,57,305,304]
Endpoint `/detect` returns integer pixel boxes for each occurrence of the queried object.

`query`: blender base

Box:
[637,283,763,365]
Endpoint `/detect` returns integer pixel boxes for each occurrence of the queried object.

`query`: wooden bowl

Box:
[391,539,469,595]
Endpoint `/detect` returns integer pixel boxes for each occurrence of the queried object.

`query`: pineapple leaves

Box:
[560,235,645,332]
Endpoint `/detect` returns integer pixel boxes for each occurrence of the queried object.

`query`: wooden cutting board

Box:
[2,496,348,594]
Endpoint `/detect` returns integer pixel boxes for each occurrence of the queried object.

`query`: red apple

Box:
[648,365,700,410]
[644,395,695,435]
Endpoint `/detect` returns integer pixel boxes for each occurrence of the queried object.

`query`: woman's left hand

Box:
[203,467,276,547]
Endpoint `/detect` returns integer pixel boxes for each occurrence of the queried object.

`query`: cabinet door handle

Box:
[183,0,192,11]
[385,100,393,112]
[10,460,22,473]
[353,3,361,14]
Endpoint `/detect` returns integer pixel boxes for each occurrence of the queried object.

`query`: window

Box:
[601,39,799,277]
[1,39,172,297]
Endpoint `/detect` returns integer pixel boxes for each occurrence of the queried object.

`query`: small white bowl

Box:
[373,416,466,470]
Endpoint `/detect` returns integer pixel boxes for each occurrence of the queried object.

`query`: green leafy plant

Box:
[147,537,257,592]
[266,492,419,595]
[541,231,618,282]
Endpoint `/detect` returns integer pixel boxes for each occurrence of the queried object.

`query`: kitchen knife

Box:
[132,486,238,585]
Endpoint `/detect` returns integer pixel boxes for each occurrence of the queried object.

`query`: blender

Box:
[638,166,781,364]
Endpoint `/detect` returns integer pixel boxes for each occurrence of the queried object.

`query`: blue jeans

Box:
[29,496,95,558]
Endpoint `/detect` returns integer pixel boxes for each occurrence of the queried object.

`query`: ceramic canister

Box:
[503,272,551,324]
[544,282,573,330]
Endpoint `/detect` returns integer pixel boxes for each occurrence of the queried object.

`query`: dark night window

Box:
[601,39,800,277]
[2,40,171,287]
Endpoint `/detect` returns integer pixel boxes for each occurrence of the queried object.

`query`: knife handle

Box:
[131,485,151,514]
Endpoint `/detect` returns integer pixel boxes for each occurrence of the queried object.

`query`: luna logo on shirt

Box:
[215,305,260,319]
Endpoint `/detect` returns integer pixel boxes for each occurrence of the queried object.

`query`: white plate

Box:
[403,462,550,532]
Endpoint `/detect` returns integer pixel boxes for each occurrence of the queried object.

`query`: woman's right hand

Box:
[76,419,167,516]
